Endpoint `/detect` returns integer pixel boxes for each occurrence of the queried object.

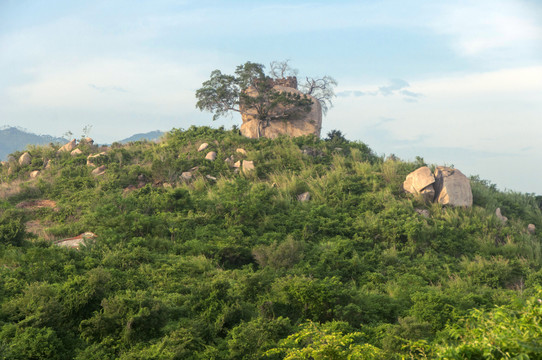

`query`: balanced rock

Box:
[297,192,311,202]
[205,151,217,161]
[527,224,536,235]
[495,208,508,223]
[242,160,255,173]
[29,170,40,178]
[18,152,32,166]
[433,167,473,207]
[71,148,83,156]
[58,139,77,153]
[403,166,435,202]
[198,143,209,152]
[240,78,322,139]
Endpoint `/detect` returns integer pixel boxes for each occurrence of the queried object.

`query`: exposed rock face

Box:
[433,167,473,207]
[240,79,322,139]
[205,151,217,161]
[495,208,508,223]
[59,139,77,153]
[527,224,536,235]
[297,192,311,202]
[403,166,435,202]
[242,160,255,173]
[198,143,209,152]
[55,232,97,249]
[19,152,32,166]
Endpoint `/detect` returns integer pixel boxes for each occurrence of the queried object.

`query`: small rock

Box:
[206,175,217,181]
[415,208,430,218]
[205,151,217,161]
[19,152,32,166]
[242,160,255,173]
[496,208,508,224]
[29,170,40,178]
[58,139,77,153]
[87,152,106,166]
[44,159,51,169]
[225,155,235,167]
[91,165,106,176]
[71,148,83,156]
[198,143,209,152]
[527,224,536,235]
[236,148,247,155]
[180,172,192,181]
[233,160,241,168]
[163,183,172,188]
[297,192,311,202]
[190,166,199,172]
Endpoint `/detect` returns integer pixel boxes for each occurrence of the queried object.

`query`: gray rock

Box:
[205,151,217,161]
[433,167,473,207]
[206,175,217,181]
[198,143,209,152]
[495,208,508,223]
[18,152,32,166]
[297,192,311,202]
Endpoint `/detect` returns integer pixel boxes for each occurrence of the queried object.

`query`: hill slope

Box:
[0,126,540,359]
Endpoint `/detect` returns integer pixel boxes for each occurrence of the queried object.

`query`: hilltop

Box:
[0,126,541,359]
[0,126,66,161]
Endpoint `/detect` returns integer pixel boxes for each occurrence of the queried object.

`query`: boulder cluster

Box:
[403,166,473,207]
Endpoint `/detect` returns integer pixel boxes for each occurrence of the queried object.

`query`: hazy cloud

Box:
[89,84,128,93]
[379,78,410,96]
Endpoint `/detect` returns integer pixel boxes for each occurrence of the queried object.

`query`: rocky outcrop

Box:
[87,152,107,167]
[55,232,97,249]
[433,167,473,207]
[19,152,32,166]
[403,166,435,202]
[403,166,473,207]
[58,139,77,153]
[240,79,322,139]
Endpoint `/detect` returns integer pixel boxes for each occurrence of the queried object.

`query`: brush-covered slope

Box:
[0,126,541,359]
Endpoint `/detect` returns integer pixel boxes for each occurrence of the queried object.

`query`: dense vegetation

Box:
[0,126,541,359]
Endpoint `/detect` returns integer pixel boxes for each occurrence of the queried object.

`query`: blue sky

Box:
[1,0,541,194]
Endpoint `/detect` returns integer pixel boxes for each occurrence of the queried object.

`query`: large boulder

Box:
[403,166,435,202]
[58,139,77,153]
[433,166,473,207]
[240,82,322,139]
[18,152,32,166]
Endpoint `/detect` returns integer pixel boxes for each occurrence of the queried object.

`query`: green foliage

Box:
[0,126,541,359]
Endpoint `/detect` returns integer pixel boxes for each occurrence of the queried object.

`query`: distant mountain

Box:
[0,126,66,160]
[118,130,164,144]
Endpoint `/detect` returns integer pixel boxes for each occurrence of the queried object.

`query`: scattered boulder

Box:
[403,166,435,202]
[198,143,209,152]
[44,159,51,169]
[433,166,473,207]
[71,148,83,156]
[55,232,97,249]
[527,224,536,235]
[87,152,107,166]
[91,165,106,176]
[29,170,40,179]
[180,172,192,181]
[415,208,430,218]
[236,148,247,155]
[233,160,242,168]
[206,175,217,181]
[297,192,311,202]
[242,160,255,173]
[205,151,217,161]
[58,139,77,153]
[18,152,32,166]
[495,208,508,224]
[302,148,324,157]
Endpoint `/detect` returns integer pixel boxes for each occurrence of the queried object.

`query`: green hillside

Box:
[0,126,541,359]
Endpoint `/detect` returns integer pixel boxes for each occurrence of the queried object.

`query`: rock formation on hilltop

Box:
[240,77,322,139]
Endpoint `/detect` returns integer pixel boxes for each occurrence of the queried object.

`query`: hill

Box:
[0,126,540,359]
[0,126,66,161]
[118,130,164,143]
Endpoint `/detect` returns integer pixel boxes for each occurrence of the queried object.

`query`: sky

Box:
[1,0,541,194]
